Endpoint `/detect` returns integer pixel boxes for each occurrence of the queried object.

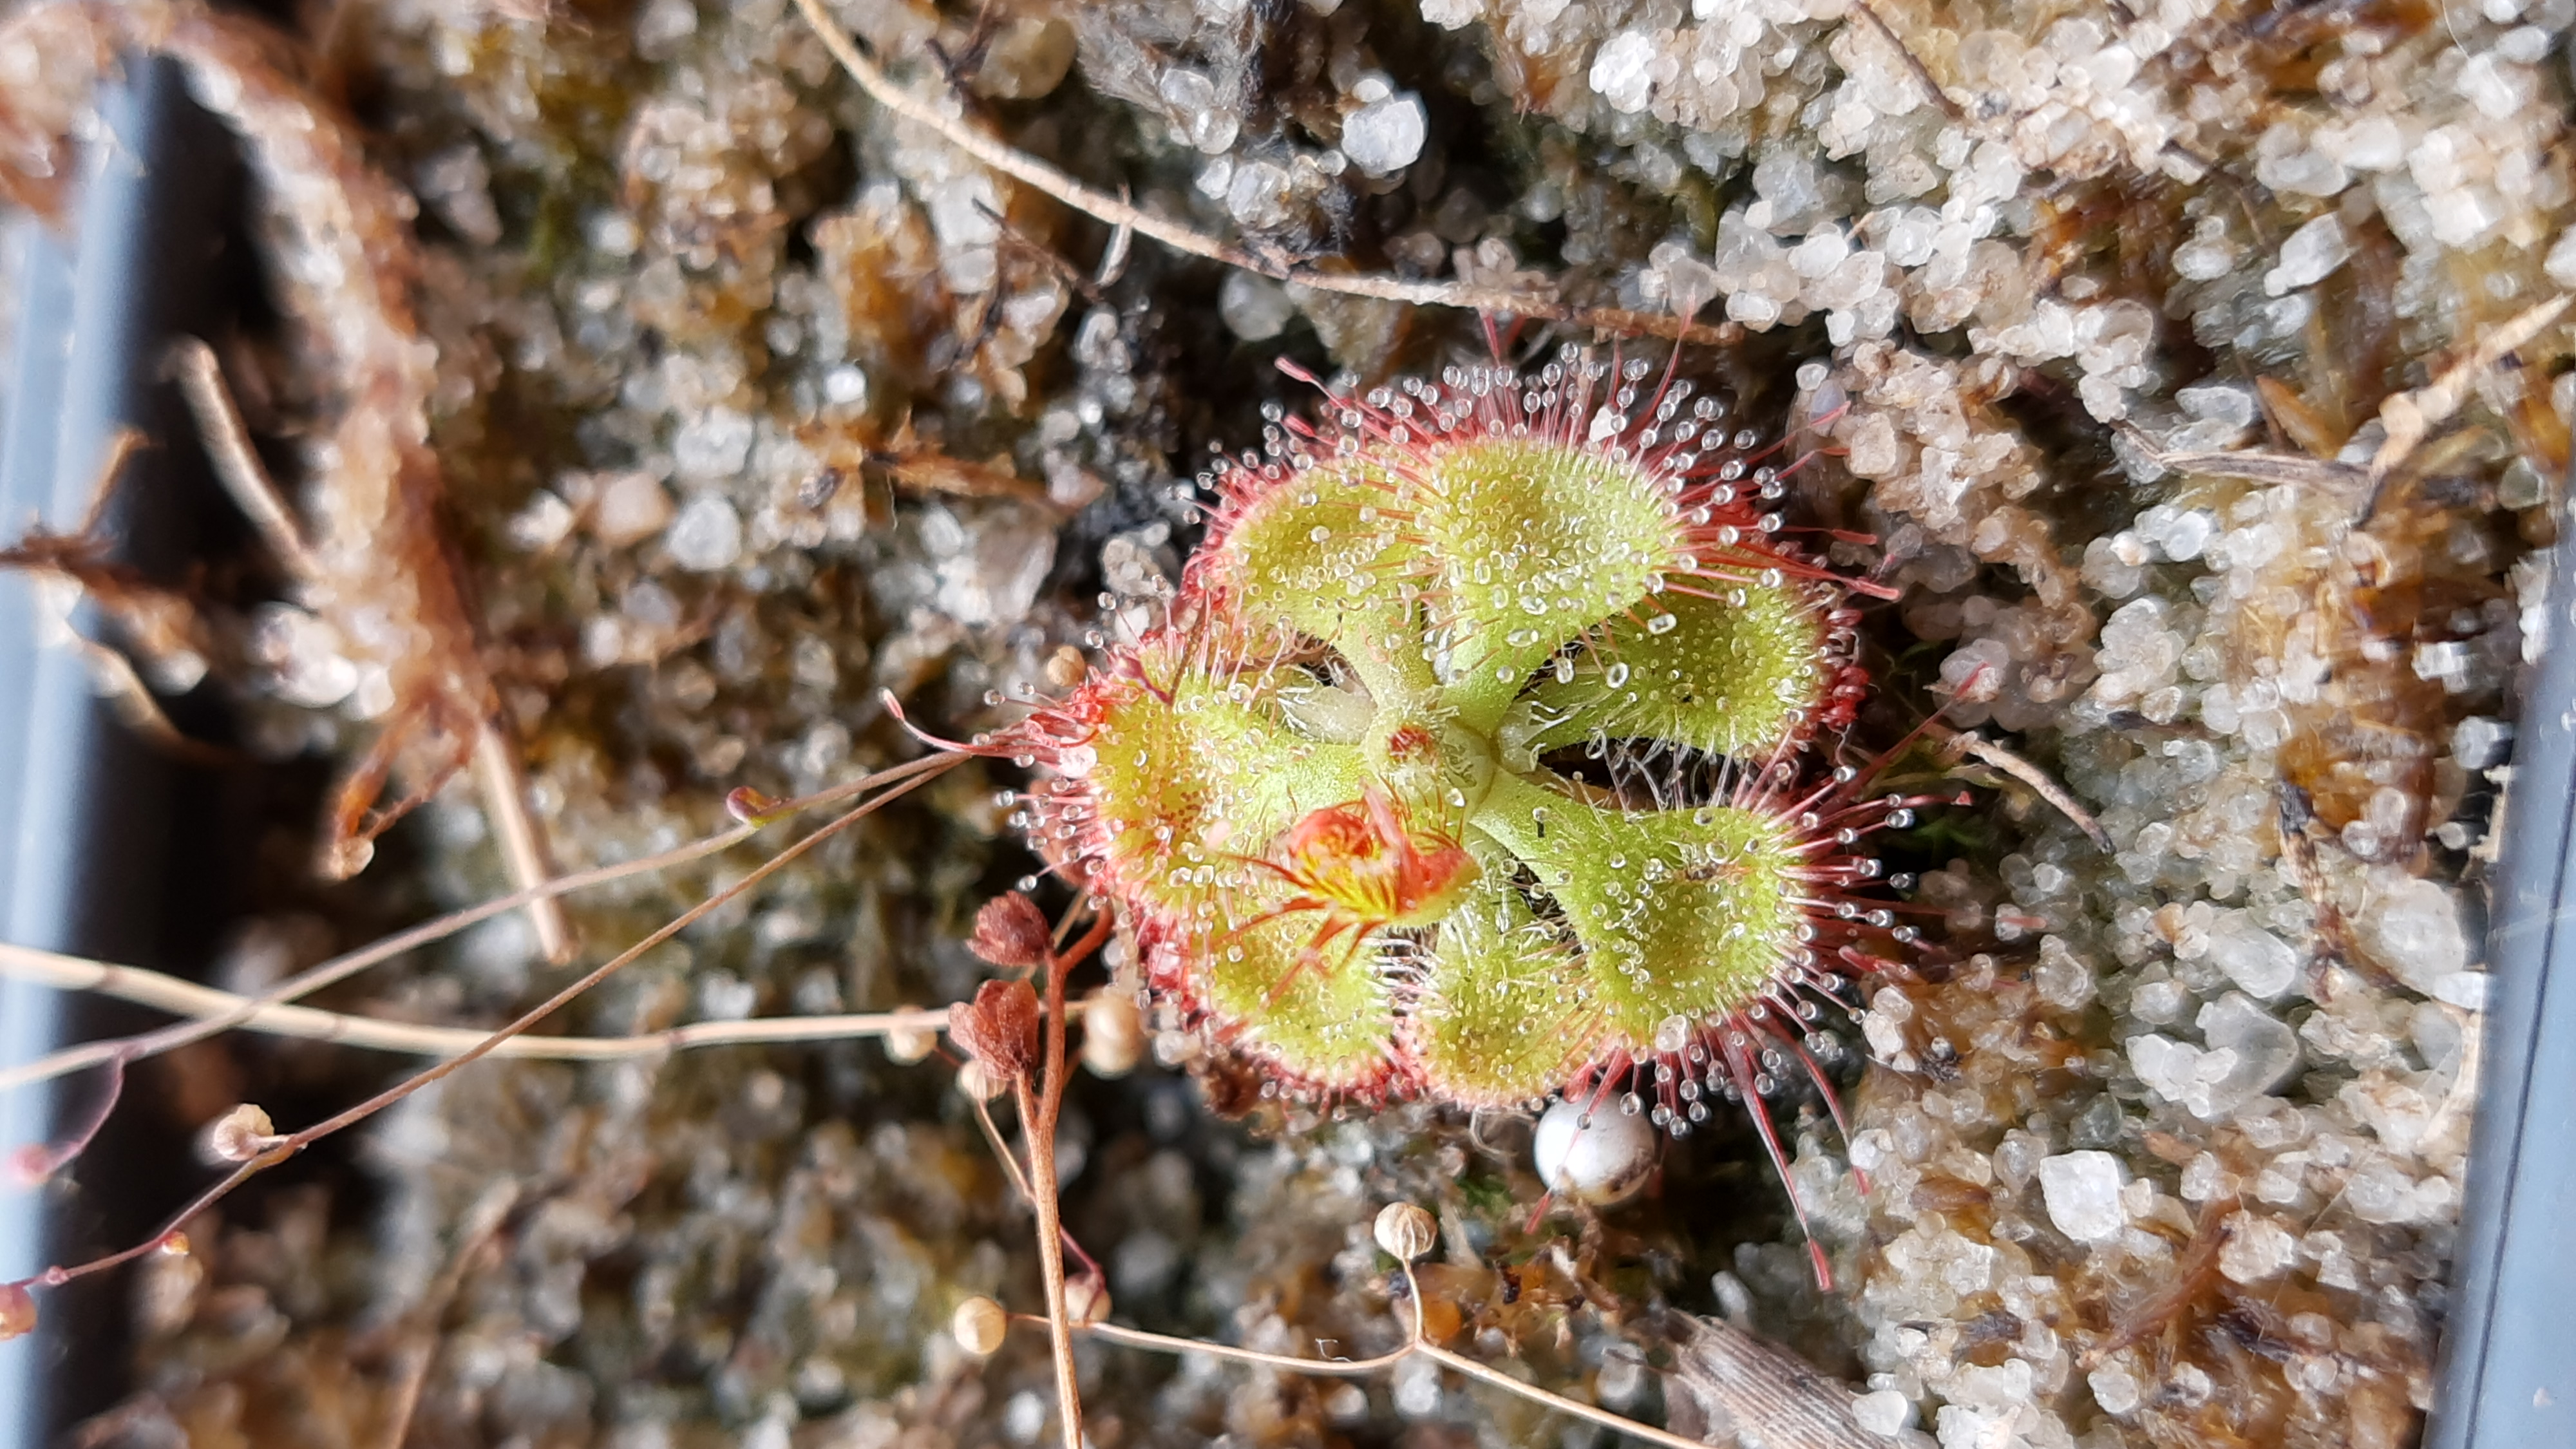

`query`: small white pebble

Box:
[2219,1213,2299,1283]
[1218,272,1296,341]
[2088,1359,2143,1416]
[2547,227,2576,291]
[1589,32,1659,114]
[1852,1388,1911,1436]
[1394,1352,1444,1416]
[589,471,675,548]
[1342,91,1427,175]
[2206,914,2298,999]
[665,495,743,571]
[634,0,697,52]
[507,491,576,553]
[1597,1353,1645,1408]
[696,971,756,1021]
[587,210,641,258]
[673,407,754,479]
[2263,214,2351,296]
[2454,715,2514,769]
[2356,877,2468,996]
[1002,1389,1048,1441]
[2038,1151,2126,1242]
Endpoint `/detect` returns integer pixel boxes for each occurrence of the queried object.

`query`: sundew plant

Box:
[0,0,2557,1444]
[980,348,1951,1257]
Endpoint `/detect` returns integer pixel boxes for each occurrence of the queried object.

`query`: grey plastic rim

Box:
[2427,491,2576,1445]
[0,55,256,1446]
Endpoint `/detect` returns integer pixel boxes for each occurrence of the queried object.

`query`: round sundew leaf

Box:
[1405,838,1598,1106]
[1081,668,1370,920]
[1507,793,1805,1051]
[1408,439,1689,721]
[1202,907,1398,1092]
[1524,581,1834,761]
[1208,472,1426,695]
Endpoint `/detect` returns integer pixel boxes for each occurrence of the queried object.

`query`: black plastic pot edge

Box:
[0,58,265,1449]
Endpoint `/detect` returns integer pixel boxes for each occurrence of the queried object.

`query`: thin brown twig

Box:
[17,755,965,1296]
[969,1068,1111,1285]
[976,197,1104,307]
[1847,1,1968,125]
[269,762,960,1129]
[1002,1258,1712,1449]
[171,337,578,963]
[1931,724,2114,851]
[1015,1066,1082,1449]
[0,945,968,1059]
[469,717,576,964]
[970,1088,1031,1189]
[169,338,321,582]
[1043,1316,1405,1376]
[2078,1200,2235,1368]
[53,616,230,765]
[2116,294,2570,516]
[1417,1340,1710,1449]
[2362,294,2569,516]
[786,0,1726,347]
[0,750,958,1094]
[374,1180,519,1449]
[0,432,238,766]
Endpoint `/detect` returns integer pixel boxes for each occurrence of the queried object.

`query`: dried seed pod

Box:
[956,1061,1008,1102]
[952,1296,1008,1356]
[1061,1273,1111,1326]
[1374,1201,1439,1262]
[884,1007,939,1065]
[948,979,1041,1082]
[969,892,1054,969]
[1079,987,1144,1078]
[200,1103,278,1164]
